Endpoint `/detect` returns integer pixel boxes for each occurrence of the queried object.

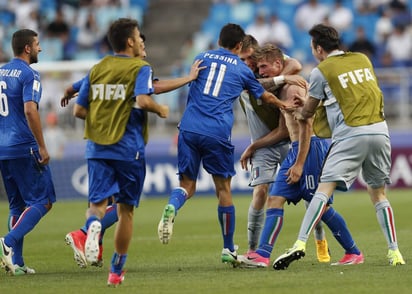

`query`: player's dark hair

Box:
[218,23,245,50]
[309,24,340,52]
[12,29,38,56]
[108,18,140,52]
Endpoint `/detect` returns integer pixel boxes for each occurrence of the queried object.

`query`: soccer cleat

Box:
[316,239,331,263]
[273,240,306,270]
[238,251,269,268]
[91,244,104,267]
[0,237,14,275]
[10,264,36,276]
[85,221,102,264]
[331,252,364,265]
[107,271,125,287]
[158,204,176,244]
[65,230,87,268]
[221,246,240,267]
[387,249,405,266]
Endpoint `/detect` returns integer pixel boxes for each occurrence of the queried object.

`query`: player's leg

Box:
[363,135,405,266]
[108,203,133,287]
[321,205,363,265]
[108,158,145,287]
[158,131,199,244]
[369,186,405,265]
[213,175,239,267]
[1,157,54,275]
[246,142,288,254]
[247,184,267,253]
[239,195,287,268]
[305,200,330,263]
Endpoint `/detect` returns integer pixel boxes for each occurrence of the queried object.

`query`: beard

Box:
[29,53,38,64]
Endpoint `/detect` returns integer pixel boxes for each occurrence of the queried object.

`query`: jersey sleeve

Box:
[72,76,86,92]
[134,65,154,96]
[76,73,91,108]
[308,68,326,101]
[243,66,265,99]
[22,71,41,103]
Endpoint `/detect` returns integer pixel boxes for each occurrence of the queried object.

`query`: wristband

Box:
[273,75,285,86]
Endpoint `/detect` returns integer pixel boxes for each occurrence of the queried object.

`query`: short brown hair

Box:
[12,29,38,56]
[253,43,284,65]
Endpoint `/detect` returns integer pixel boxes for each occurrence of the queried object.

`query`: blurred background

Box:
[0,0,411,199]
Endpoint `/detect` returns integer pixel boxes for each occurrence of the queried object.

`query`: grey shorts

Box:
[321,134,392,191]
[249,141,289,187]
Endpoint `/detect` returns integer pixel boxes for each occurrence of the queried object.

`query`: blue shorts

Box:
[87,158,145,207]
[0,151,56,213]
[270,137,333,205]
[177,131,236,180]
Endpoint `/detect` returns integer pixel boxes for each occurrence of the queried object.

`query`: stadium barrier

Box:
[45,145,412,201]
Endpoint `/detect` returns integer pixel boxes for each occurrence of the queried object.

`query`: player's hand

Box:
[285,164,303,184]
[240,146,255,171]
[189,59,206,81]
[38,146,50,166]
[280,101,297,112]
[284,75,308,89]
[157,104,169,118]
[60,92,78,107]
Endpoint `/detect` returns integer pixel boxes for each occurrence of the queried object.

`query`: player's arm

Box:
[294,96,320,121]
[240,115,289,170]
[282,57,302,75]
[61,85,78,107]
[25,101,49,165]
[258,57,306,92]
[260,90,296,110]
[136,95,169,118]
[73,76,90,119]
[286,86,312,184]
[61,78,85,107]
[153,59,205,94]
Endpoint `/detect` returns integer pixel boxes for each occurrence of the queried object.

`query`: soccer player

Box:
[0,29,56,275]
[238,35,331,263]
[64,18,186,287]
[157,23,296,267]
[273,23,405,270]
[237,44,363,268]
[64,33,205,269]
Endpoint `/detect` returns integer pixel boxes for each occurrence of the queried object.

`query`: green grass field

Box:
[0,190,411,294]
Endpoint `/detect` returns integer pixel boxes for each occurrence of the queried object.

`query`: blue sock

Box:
[218,205,235,251]
[85,215,100,231]
[256,208,284,258]
[8,213,24,266]
[100,204,118,244]
[322,207,360,255]
[110,252,127,275]
[168,187,187,214]
[5,204,48,249]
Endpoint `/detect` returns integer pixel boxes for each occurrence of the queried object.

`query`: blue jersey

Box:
[72,76,86,92]
[77,61,154,161]
[179,48,265,141]
[0,58,42,159]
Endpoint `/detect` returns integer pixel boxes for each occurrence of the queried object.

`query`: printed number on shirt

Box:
[203,62,226,97]
[0,81,9,116]
[305,174,316,190]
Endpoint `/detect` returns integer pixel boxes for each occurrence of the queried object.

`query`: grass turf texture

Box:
[0,190,411,294]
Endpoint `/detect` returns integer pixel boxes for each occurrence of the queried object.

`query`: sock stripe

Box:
[383,206,396,243]
[268,217,283,245]
[12,207,31,229]
[305,202,325,235]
